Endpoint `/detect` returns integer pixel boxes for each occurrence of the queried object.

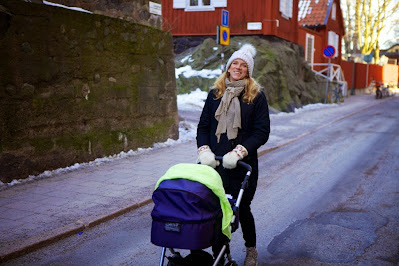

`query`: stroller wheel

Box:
[166,252,184,266]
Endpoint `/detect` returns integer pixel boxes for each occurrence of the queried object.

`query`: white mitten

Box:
[198,145,220,168]
[223,145,248,169]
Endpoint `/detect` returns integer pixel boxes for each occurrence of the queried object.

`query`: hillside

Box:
[175,36,330,112]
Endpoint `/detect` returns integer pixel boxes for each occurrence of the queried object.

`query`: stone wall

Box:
[42,0,162,29]
[0,0,178,183]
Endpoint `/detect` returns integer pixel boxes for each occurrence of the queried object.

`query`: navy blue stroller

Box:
[151,156,252,266]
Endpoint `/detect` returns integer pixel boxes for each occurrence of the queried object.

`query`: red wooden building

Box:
[162,0,300,44]
[162,0,345,66]
[162,0,350,87]
[162,1,399,92]
[297,0,345,67]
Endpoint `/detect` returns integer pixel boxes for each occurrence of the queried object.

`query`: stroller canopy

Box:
[155,163,233,239]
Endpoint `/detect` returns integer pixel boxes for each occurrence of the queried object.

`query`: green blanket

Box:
[155,163,233,239]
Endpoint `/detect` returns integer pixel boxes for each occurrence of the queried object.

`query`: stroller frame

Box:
[156,156,252,266]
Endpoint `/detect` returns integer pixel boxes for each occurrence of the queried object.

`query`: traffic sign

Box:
[363,54,373,63]
[221,10,229,27]
[323,45,335,58]
[219,25,230,46]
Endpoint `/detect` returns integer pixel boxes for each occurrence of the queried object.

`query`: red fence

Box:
[341,60,399,90]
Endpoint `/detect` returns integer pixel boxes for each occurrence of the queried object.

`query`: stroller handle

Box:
[215,156,252,172]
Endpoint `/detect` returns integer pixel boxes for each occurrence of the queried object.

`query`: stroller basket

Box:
[151,178,222,250]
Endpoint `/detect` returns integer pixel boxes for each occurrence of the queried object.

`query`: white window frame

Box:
[186,0,214,11]
[328,31,339,58]
[279,0,293,19]
[305,33,315,66]
[173,0,227,11]
[331,2,336,20]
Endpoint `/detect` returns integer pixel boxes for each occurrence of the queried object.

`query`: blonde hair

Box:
[213,72,261,103]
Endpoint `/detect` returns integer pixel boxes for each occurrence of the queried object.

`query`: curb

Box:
[0,96,392,263]
[0,199,153,263]
[0,222,84,263]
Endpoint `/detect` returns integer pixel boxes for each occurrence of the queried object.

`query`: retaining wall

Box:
[0,0,178,182]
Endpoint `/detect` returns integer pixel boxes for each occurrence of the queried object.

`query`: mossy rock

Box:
[175,36,328,112]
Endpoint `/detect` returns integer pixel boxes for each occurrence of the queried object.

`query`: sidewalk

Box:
[0,94,390,262]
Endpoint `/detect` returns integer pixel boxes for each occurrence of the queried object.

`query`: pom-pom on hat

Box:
[225,44,257,77]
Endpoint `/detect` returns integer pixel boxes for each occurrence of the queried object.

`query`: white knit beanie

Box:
[225,44,257,77]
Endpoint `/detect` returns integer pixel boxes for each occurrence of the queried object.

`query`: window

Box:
[306,33,314,66]
[173,0,226,11]
[328,31,339,58]
[280,0,293,19]
[331,2,336,20]
[190,0,210,7]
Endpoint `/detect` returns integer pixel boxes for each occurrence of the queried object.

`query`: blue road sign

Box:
[222,10,229,27]
[363,54,373,63]
[323,45,335,58]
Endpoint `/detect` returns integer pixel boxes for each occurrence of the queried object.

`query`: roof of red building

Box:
[298,0,332,27]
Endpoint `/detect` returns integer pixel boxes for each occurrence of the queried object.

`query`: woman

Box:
[196,44,270,266]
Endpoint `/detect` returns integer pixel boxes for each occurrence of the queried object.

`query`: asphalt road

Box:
[256,97,399,265]
[4,98,398,265]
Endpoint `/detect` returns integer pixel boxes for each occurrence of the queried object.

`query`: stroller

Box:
[151,156,252,266]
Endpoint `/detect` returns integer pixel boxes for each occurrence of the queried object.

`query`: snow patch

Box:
[43,0,93,13]
[177,88,207,111]
[175,65,222,79]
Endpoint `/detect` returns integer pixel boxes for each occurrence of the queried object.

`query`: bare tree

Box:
[342,0,399,62]
[382,18,399,48]
[343,0,355,55]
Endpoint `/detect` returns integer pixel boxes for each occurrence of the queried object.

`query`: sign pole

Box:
[324,58,331,103]
[221,46,224,71]
[322,45,335,103]
[220,9,229,71]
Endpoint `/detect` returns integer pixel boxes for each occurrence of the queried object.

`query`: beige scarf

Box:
[215,79,245,142]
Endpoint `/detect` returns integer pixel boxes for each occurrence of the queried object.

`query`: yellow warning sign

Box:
[219,26,230,46]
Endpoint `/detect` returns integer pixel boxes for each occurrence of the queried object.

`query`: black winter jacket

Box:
[197,89,270,195]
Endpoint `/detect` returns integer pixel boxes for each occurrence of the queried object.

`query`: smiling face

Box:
[227,59,248,81]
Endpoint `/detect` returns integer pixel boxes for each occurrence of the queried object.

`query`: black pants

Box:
[212,186,257,258]
[214,161,258,250]
[237,189,256,247]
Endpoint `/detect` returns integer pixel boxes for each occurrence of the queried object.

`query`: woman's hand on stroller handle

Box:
[218,145,248,169]
[197,145,220,168]
[215,156,252,172]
